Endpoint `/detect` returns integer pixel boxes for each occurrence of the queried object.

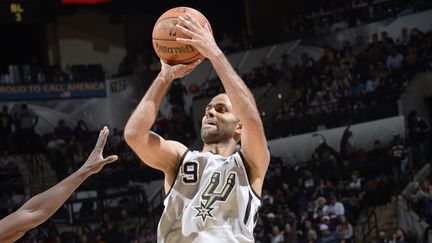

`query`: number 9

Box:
[182,161,198,184]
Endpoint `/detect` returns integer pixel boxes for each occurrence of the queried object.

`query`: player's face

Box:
[201,94,240,144]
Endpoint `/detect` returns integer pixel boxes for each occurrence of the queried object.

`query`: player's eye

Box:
[215,106,226,113]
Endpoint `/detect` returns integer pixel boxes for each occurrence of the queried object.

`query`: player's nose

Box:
[205,107,216,117]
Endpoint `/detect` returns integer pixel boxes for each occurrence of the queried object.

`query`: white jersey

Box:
[157,150,261,243]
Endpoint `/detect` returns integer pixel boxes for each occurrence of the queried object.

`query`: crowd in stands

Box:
[196,26,432,140]
[410,172,432,224]
[0,60,104,84]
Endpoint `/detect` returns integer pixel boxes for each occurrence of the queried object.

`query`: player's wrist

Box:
[208,48,224,63]
[156,72,174,84]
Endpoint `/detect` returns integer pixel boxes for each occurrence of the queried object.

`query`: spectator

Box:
[377,231,391,243]
[255,225,270,243]
[386,48,404,71]
[118,209,137,242]
[0,150,13,169]
[0,105,14,153]
[306,229,318,243]
[411,179,432,221]
[339,125,353,160]
[391,228,407,243]
[323,194,345,219]
[271,225,284,243]
[318,224,342,243]
[74,120,91,143]
[380,31,394,54]
[336,215,353,243]
[406,110,429,169]
[388,133,409,192]
[13,103,38,153]
[283,223,298,243]
[54,120,73,141]
[398,28,410,47]
[330,15,349,32]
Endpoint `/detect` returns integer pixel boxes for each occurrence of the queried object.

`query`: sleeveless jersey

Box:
[157,150,261,243]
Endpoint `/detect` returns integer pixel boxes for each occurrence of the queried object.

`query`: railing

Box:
[361,206,379,242]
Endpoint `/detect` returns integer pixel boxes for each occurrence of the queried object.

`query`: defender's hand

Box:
[80,126,118,174]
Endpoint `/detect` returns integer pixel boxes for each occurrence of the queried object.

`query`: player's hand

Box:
[80,126,118,174]
[159,58,201,82]
[175,13,220,60]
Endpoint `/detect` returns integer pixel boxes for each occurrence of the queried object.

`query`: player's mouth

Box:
[203,120,217,128]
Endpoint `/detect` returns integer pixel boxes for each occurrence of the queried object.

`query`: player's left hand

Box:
[175,13,220,60]
[159,58,201,82]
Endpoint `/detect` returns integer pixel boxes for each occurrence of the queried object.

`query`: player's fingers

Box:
[178,16,199,32]
[192,59,202,66]
[102,155,118,164]
[176,37,196,45]
[185,13,201,29]
[95,126,109,151]
[204,23,211,32]
[176,24,194,38]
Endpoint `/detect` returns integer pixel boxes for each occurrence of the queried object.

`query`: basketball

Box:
[152,7,212,65]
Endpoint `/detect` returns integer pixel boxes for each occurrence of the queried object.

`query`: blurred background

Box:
[1,0,432,242]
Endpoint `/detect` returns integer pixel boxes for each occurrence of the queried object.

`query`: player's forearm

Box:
[20,168,91,226]
[209,51,261,125]
[124,73,171,137]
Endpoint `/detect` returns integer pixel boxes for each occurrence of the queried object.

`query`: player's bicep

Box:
[126,131,187,173]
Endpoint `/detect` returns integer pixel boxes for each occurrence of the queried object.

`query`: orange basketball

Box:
[152,7,212,65]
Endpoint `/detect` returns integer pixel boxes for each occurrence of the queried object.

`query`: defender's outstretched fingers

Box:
[95,126,109,151]
[102,155,118,164]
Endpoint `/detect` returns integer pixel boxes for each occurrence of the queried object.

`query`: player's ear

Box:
[234,122,242,142]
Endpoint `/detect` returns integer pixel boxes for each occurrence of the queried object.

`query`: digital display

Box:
[62,0,110,4]
[0,0,40,24]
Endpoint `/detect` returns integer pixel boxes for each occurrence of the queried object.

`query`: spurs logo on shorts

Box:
[194,172,236,222]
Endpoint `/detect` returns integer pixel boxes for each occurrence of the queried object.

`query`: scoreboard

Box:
[0,0,40,24]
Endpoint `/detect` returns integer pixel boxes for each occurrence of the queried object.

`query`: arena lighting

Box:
[62,0,111,4]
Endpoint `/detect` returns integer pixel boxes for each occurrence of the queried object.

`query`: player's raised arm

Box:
[124,60,200,175]
[176,14,270,194]
[0,127,118,243]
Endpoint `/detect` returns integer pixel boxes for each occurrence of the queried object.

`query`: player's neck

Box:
[202,142,237,157]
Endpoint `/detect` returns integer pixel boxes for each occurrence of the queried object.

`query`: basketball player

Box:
[0,127,118,243]
[124,13,270,242]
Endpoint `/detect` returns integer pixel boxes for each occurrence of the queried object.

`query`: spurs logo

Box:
[194,172,236,222]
